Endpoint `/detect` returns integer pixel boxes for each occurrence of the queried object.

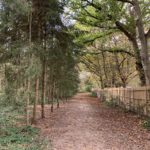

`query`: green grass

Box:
[0,126,39,145]
[0,106,51,150]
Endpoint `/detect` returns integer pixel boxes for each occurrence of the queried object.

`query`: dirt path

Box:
[36,93,150,150]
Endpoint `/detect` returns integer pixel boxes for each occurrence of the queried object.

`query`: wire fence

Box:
[96,87,150,116]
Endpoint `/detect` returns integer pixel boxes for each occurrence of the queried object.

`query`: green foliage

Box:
[1,87,26,108]
[0,126,39,145]
[74,31,114,46]
[105,97,118,108]
[68,0,149,87]
[90,92,97,97]
[25,137,51,150]
[25,57,42,79]
[85,85,92,92]
[0,0,80,107]
[142,118,150,131]
[0,106,49,150]
[0,135,50,150]
[84,80,93,92]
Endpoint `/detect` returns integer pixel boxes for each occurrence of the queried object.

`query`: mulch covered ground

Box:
[35,93,150,150]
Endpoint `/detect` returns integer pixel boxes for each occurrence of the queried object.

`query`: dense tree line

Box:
[0,0,79,124]
[0,0,149,124]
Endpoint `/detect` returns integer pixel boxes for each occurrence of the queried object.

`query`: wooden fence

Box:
[96,87,150,116]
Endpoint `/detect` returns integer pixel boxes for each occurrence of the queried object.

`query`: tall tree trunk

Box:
[134,0,150,85]
[114,54,127,87]
[132,40,146,86]
[135,57,146,86]
[116,19,146,86]
[101,51,108,81]
[56,89,60,108]
[26,7,32,126]
[26,79,30,126]
[41,60,46,118]
[48,84,52,104]
[51,82,55,112]
[32,77,39,124]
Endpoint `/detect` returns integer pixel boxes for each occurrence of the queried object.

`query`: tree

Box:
[68,0,150,86]
[0,0,79,124]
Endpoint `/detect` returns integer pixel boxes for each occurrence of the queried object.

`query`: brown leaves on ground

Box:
[35,93,150,150]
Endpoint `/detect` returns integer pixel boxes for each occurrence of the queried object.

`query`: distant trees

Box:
[0,0,79,125]
[80,38,136,88]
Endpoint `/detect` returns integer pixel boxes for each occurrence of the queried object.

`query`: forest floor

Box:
[35,93,150,150]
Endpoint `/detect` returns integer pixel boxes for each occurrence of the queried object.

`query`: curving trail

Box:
[36,93,150,150]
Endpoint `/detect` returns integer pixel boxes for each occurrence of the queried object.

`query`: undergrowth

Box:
[142,118,150,131]
[0,106,50,150]
[104,99,118,108]
[90,92,97,97]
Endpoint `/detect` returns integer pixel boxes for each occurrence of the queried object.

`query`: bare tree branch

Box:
[115,21,135,42]
[81,48,135,57]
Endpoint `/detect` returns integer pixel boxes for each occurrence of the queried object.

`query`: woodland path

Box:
[35,93,150,150]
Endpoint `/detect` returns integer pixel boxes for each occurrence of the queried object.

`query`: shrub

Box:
[85,85,92,92]
[90,92,97,97]
[105,97,118,108]
[0,106,50,150]
[0,126,39,145]
[142,118,150,131]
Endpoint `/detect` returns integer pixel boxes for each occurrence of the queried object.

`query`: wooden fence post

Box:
[119,88,120,106]
[133,89,135,112]
[117,88,119,105]
[137,90,140,115]
[146,87,148,116]
[124,88,126,109]
[148,89,150,116]
[129,88,131,110]
[146,87,150,116]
